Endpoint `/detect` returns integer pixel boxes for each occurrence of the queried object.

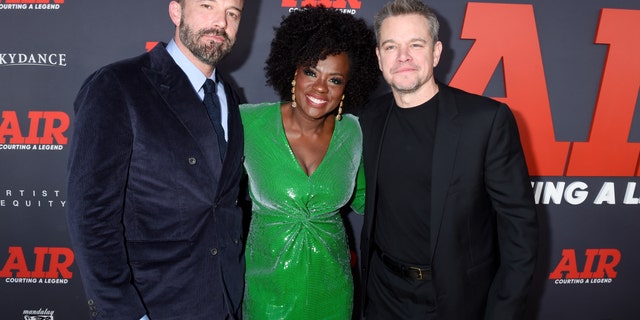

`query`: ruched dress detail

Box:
[240,102,365,319]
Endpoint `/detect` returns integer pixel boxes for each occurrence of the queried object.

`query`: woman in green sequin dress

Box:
[240,7,379,319]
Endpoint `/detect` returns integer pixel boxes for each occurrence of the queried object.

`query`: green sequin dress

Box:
[240,102,365,319]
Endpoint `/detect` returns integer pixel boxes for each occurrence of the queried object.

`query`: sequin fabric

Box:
[240,102,365,319]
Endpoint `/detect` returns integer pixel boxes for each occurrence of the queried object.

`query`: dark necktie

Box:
[203,78,227,160]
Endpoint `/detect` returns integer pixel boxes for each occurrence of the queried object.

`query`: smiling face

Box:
[170,0,243,68]
[292,52,350,120]
[376,13,442,96]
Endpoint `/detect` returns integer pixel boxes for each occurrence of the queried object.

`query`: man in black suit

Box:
[359,0,538,319]
[67,0,246,319]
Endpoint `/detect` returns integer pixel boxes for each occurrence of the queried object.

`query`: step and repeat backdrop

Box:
[1,0,639,319]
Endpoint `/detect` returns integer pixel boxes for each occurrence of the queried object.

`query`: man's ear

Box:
[376,47,383,71]
[433,41,443,68]
[169,1,182,27]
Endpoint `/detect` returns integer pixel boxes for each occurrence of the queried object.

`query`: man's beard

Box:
[391,80,423,94]
[389,72,430,95]
[179,22,233,66]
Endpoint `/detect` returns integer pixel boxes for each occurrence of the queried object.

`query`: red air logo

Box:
[281,0,361,10]
[549,249,620,284]
[451,4,639,176]
[0,110,69,150]
[1,246,74,284]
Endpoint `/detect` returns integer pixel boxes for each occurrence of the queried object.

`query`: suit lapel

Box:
[368,89,460,264]
[142,44,223,182]
[430,85,461,263]
[365,94,395,243]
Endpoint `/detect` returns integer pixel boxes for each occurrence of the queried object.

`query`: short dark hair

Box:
[265,6,379,109]
[374,0,440,45]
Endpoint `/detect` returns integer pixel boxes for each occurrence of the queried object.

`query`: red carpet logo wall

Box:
[282,0,361,13]
[449,4,640,177]
[0,53,67,67]
[1,189,66,209]
[0,0,63,10]
[549,248,621,285]
[281,0,361,9]
[0,50,69,152]
[0,111,69,151]
[531,181,640,205]
[1,1,639,319]
[1,246,74,285]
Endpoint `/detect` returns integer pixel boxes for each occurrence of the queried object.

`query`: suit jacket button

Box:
[87,299,94,305]
[210,248,218,256]
[188,157,197,165]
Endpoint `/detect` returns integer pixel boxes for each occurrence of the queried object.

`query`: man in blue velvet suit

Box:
[67,1,246,319]
[359,0,538,319]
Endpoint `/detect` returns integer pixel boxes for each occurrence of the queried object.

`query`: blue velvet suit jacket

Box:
[359,83,538,320]
[67,43,245,320]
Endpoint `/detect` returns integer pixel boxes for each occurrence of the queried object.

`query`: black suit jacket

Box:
[67,43,245,320]
[359,84,538,320]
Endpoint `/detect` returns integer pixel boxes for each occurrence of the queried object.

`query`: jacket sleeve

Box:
[66,68,147,319]
[483,104,538,320]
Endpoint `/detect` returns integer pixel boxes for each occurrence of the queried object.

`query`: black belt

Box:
[376,249,431,281]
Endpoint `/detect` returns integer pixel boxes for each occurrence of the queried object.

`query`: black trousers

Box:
[365,252,438,320]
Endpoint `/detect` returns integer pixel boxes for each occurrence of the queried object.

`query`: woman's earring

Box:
[290,79,297,108]
[335,95,345,121]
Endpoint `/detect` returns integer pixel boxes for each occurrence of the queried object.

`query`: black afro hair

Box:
[265,6,380,109]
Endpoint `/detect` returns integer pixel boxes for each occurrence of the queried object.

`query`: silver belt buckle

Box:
[408,266,423,280]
